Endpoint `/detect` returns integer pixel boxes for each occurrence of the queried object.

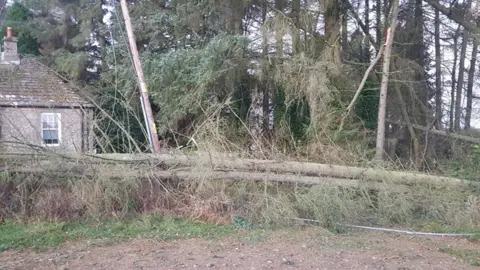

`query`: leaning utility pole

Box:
[120,0,161,153]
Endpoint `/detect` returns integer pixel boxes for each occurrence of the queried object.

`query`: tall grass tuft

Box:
[1,159,478,232]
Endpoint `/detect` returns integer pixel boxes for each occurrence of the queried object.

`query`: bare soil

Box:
[1,227,479,270]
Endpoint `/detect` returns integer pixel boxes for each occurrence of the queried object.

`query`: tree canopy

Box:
[3,0,480,175]
[1,2,39,55]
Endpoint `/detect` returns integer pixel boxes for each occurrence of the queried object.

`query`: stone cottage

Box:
[0,27,95,153]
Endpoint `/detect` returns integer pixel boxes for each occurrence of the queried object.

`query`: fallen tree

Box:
[0,151,476,189]
[85,152,475,188]
[0,164,412,193]
[386,119,480,144]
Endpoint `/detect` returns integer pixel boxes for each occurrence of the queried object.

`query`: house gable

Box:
[0,27,95,153]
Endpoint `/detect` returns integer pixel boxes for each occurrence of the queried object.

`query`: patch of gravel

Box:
[0,228,478,270]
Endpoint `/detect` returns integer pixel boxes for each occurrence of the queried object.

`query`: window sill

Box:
[42,144,60,147]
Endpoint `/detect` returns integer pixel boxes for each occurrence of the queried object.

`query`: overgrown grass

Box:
[441,159,480,181]
[1,156,479,244]
[0,215,236,252]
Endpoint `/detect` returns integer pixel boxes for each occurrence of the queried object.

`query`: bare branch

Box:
[386,119,480,145]
[337,42,385,134]
[423,0,480,35]
[341,0,379,51]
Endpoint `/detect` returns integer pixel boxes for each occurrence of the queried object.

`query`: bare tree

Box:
[324,0,343,62]
[450,26,461,131]
[424,0,480,34]
[454,0,472,131]
[292,0,301,55]
[434,9,442,129]
[342,5,349,58]
[364,0,371,60]
[376,0,382,48]
[465,39,478,129]
[435,9,443,129]
[454,28,469,131]
[374,0,399,163]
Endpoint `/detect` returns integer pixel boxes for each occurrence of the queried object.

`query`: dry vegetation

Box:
[1,147,479,232]
[2,3,480,269]
[1,87,480,266]
[1,77,480,246]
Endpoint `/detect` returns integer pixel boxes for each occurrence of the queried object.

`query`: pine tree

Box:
[1,2,39,55]
[22,0,106,81]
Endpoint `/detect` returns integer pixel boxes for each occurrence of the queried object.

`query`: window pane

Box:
[43,130,58,144]
[43,121,56,129]
[41,114,59,128]
[41,114,52,122]
[52,118,58,128]
[41,115,50,128]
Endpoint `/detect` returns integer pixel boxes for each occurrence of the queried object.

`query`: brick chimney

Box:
[1,27,20,65]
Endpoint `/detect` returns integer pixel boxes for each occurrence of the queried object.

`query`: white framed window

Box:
[41,113,61,146]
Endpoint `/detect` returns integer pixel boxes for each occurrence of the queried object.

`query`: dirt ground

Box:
[1,227,479,270]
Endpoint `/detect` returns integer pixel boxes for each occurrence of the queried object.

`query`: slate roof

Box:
[0,56,94,108]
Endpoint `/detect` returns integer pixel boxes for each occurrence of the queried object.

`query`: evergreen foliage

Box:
[355,79,380,130]
[22,0,106,81]
[1,2,39,55]
[0,0,476,170]
[143,34,249,133]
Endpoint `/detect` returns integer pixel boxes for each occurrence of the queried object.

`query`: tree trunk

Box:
[454,28,469,131]
[450,26,460,131]
[434,9,442,129]
[6,152,473,188]
[292,0,301,55]
[454,0,472,131]
[275,0,285,58]
[227,1,244,35]
[424,0,480,35]
[374,0,399,163]
[376,0,382,48]
[465,39,478,129]
[325,1,341,37]
[262,1,271,139]
[384,0,389,27]
[338,42,386,133]
[413,0,427,126]
[341,0,377,51]
[395,85,421,167]
[248,1,268,152]
[364,0,371,60]
[342,9,349,59]
[324,0,342,62]
[385,119,480,144]
[264,0,286,138]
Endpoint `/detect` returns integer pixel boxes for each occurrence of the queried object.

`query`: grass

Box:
[438,248,480,266]
[1,155,479,252]
[411,221,480,240]
[0,215,236,252]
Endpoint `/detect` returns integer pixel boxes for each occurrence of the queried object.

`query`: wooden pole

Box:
[120,0,161,153]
